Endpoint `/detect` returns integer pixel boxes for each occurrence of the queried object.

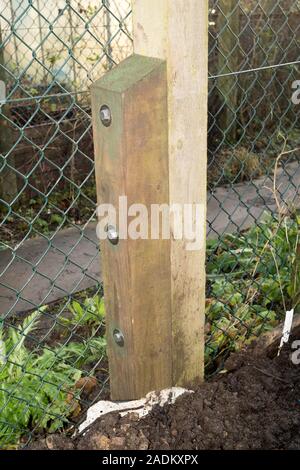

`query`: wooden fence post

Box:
[91,0,208,400]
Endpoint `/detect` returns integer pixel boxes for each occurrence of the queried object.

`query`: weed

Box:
[60,294,105,329]
[205,212,299,369]
[0,308,106,449]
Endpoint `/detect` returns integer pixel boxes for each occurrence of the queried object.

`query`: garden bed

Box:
[29,322,300,450]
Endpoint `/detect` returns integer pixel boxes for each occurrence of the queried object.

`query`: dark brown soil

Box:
[29,334,300,450]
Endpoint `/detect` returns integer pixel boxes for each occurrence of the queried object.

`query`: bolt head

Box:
[113,329,124,347]
[100,105,112,127]
[106,224,119,245]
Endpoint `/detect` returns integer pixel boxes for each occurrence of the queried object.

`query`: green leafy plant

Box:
[60,294,105,328]
[0,309,106,449]
[205,212,299,368]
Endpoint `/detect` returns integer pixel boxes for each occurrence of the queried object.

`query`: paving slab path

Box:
[0,161,299,316]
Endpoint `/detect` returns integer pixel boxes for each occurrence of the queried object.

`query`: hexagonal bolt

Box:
[113,329,124,347]
[100,104,112,127]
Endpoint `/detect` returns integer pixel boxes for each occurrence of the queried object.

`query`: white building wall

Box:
[1,0,132,92]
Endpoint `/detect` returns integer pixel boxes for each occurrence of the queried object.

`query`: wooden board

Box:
[91,55,172,400]
[133,0,208,386]
[92,0,209,399]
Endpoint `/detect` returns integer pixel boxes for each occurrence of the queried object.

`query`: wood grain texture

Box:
[133,0,208,386]
[91,55,172,400]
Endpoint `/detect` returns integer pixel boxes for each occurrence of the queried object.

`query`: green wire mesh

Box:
[206,0,300,372]
[0,0,299,449]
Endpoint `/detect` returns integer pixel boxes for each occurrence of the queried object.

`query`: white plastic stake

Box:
[278,309,294,355]
[0,80,5,103]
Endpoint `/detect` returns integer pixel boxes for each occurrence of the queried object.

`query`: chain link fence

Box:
[205,0,300,372]
[0,0,299,449]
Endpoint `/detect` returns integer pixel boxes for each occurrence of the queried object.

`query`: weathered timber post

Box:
[91,0,208,400]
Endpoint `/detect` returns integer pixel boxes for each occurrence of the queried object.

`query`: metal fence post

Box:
[91,0,208,400]
[217,0,239,144]
[0,24,17,203]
